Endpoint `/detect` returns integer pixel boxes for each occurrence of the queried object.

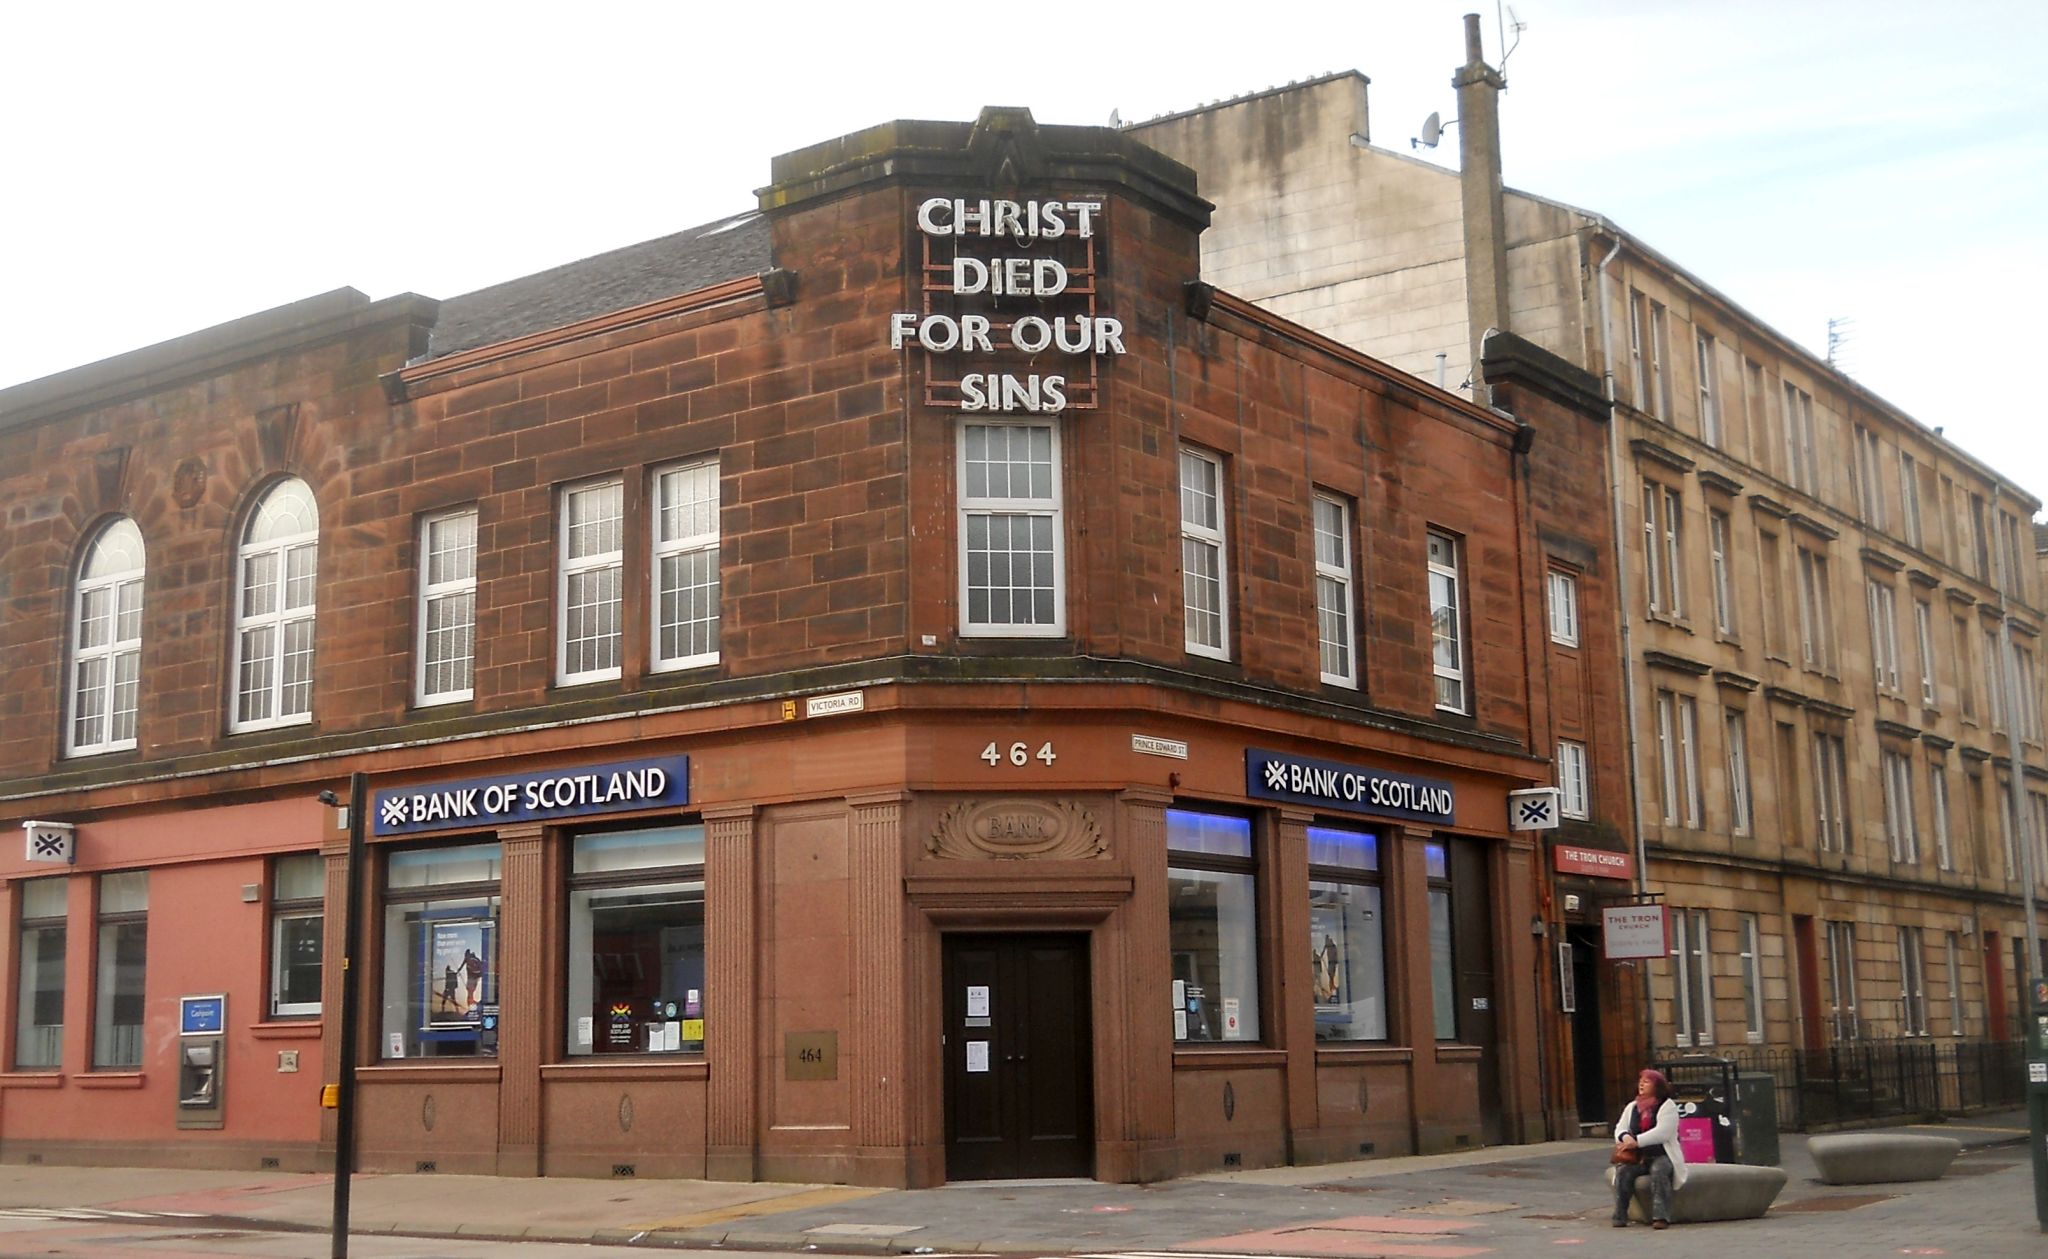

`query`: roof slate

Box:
[426,212,771,359]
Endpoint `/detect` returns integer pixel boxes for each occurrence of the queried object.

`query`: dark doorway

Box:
[1446,838,1502,1144]
[942,933,1093,1180]
[1567,926,1606,1127]
[1793,915,1824,1052]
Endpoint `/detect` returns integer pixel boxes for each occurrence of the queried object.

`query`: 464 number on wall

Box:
[980,741,1057,767]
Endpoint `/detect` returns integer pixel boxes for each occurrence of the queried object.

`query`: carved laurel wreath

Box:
[926,799,1106,860]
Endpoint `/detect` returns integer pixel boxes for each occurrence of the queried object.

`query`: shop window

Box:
[557,477,623,684]
[380,843,501,1059]
[652,459,721,668]
[92,872,147,1070]
[1167,809,1259,1043]
[1307,826,1386,1041]
[67,517,145,756]
[231,478,319,731]
[1426,842,1456,1041]
[1179,447,1229,659]
[1427,530,1467,713]
[567,826,706,1056]
[959,423,1064,636]
[1313,493,1357,687]
[13,879,67,1070]
[270,854,325,1018]
[416,507,478,704]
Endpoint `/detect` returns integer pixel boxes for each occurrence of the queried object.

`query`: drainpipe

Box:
[1594,230,1658,1063]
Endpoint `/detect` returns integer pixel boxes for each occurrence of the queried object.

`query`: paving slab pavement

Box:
[0,1111,2033,1257]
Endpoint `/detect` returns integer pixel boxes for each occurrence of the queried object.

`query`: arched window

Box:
[68,518,145,755]
[232,478,319,730]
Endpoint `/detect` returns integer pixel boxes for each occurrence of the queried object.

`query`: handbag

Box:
[1611,1144,1641,1166]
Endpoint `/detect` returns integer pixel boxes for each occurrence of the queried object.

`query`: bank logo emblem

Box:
[1518,798,1553,825]
[1262,761,1290,791]
[380,797,409,827]
[30,832,66,859]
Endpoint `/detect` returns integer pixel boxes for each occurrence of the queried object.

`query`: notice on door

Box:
[966,1040,991,1073]
[966,985,990,1018]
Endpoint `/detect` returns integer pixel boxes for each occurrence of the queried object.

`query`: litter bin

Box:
[1655,1055,1736,1165]
[1733,1071,1781,1166]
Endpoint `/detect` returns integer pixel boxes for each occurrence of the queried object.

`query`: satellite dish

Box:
[1108,108,1123,128]
[1419,111,1442,147]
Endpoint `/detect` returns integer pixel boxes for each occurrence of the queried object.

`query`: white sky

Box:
[5,1,2042,504]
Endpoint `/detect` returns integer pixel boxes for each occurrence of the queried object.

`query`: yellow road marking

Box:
[639,1185,888,1229]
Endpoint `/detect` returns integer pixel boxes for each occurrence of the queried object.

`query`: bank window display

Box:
[652,459,721,669]
[567,826,706,1056]
[1167,809,1259,1043]
[959,422,1064,637]
[1307,826,1386,1041]
[270,854,325,1018]
[1426,842,1457,1041]
[14,878,67,1070]
[380,843,500,1058]
[93,871,148,1070]
[231,478,319,731]
[67,516,145,757]
[416,506,478,704]
[557,477,623,685]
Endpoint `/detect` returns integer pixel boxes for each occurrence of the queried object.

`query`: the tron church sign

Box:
[890,196,1126,413]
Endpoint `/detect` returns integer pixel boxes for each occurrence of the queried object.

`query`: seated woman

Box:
[1611,1068,1689,1228]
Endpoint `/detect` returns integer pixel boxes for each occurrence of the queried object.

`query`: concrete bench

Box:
[1808,1133,1960,1185]
[1627,1163,1788,1224]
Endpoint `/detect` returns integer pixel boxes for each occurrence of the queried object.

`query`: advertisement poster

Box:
[424,919,492,1029]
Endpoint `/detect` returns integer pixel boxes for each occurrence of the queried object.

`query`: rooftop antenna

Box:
[1411,110,1457,150]
[1497,3,1527,80]
[1826,316,1856,371]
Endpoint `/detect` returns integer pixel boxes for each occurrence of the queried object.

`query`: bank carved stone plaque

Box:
[926,799,1105,860]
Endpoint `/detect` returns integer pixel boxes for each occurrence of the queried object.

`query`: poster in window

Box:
[424,919,492,1029]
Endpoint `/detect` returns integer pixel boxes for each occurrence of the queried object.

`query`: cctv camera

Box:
[318,790,340,807]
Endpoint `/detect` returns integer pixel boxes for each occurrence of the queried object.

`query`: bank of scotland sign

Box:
[1245,750,1455,824]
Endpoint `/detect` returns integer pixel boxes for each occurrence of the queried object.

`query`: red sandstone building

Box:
[0,110,1629,1184]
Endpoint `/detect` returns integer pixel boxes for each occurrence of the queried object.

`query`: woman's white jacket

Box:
[1606,1097,1690,1190]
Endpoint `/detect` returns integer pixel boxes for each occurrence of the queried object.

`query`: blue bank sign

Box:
[373,756,689,837]
[1245,749,1455,824]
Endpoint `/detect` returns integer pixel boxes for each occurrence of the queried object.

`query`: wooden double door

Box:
[942,933,1094,1180]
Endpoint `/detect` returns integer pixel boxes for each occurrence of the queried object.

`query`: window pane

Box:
[572,826,706,874]
[1166,809,1252,859]
[100,871,148,913]
[387,843,502,889]
[275,853,325,901]
[14,923,64,1070]
[1429,887,1457,1040]
[1306,826,1378,871]
[380,894,498,1059]
[1311,880,1386,1041]
[274,911,325,1014]
[1168,866,1260,1042]
[93,919,147,1069]
[567,880,705,1055]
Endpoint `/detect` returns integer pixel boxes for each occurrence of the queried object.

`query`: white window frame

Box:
[1708,510,1733,636]
[230,478,319,732]
[1854,425,1887,530]
[1826,919,1860,1042]
[1547,569,1580,647]
[1898,926,1928,1037]
[1312,494,1357,687]
[1557,739,1589,820]
[556,476,624,685]
[1678,695,1702,827]
[1179,446,1230,660]
[1428,529,1467,713]
[1696,330,1720,446]
[1916,600,1938,707]
[1726,711,1752,835]
[1797,546,1832,670]
[1813,732,1849,852]
[415,507,478,705]
[1627,289,1648,409]
[1986,628,2005,732]
[1931,761,1953,872]
[1868,580,1901,694]
[1882,749,1919,864]
[652,458,723,666]
[1671,908,1713,1048]
[1643,482,1683,618]
[67,518,145,756]
[1783,384,1817,493]
[1945,931,1965,1036]
[1738,914,1765,1043]
[1899,450,1923,549]
[269,853,325,1019]
[1648,299,1671,419]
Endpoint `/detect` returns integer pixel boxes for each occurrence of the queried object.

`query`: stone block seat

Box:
[1807,1133,1960,1185]
[1627,1163,1788,1223]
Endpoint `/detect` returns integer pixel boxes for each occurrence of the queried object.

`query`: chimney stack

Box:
[1455,12,1509,403]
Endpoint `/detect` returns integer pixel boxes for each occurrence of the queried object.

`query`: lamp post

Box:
[318,773,367,1259]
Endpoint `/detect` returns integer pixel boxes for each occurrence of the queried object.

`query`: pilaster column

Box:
[704,805,758,1180]
[495,824,546,1176]
[850,792,910,1180]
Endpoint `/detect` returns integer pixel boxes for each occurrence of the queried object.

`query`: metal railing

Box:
[1652,1039,2027,1130]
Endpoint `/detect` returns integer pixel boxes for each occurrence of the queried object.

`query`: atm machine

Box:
[177,994,226,1130]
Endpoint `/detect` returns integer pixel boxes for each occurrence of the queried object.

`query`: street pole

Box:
[329,773,367,1259]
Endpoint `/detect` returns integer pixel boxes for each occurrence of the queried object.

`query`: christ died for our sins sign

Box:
[889,196,1125,415]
